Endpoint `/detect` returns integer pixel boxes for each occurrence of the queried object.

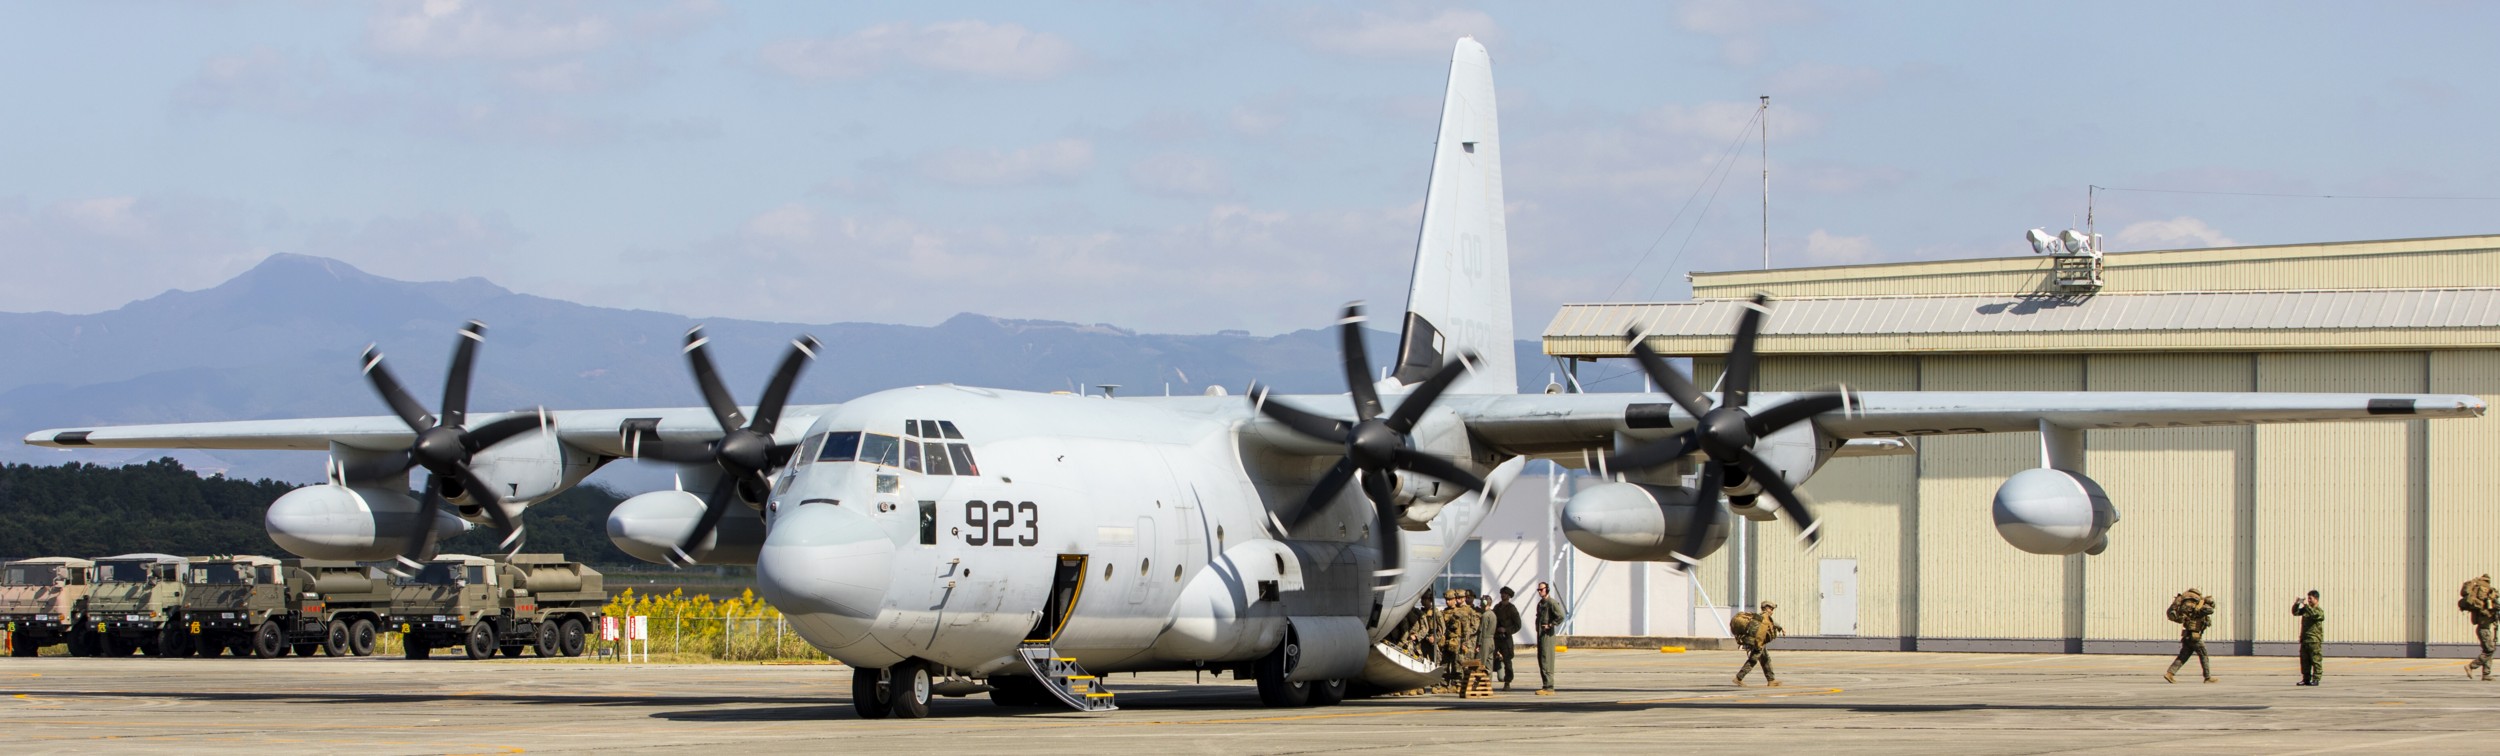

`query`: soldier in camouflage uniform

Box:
[2165,588,2218,684]
[2292,590,2326,686]
[1733,600,1784,687]
[1443,590,1480,669]
[2461,574,2497,681]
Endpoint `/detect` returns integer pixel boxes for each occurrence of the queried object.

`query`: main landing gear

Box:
[853,659,935,719]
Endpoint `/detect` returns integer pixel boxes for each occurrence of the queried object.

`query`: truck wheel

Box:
[251,622,287,659]
[559,620,587,657]
[464,624,498,660]
[405,639,432,660]
[852,667,892,719]
[323,621,351,657]
[888,659,934,719]
[66,630,95,657]
[349,620,378,656]
[535,622,561,657]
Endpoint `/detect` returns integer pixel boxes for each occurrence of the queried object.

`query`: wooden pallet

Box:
[1460,662,1495,698]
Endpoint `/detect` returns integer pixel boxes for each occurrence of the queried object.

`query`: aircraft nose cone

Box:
[755,502,893,647]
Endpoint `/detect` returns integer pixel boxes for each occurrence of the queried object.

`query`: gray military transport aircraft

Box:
[25,38,2485,718]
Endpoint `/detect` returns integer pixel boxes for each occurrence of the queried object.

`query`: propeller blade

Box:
[360,348,436,432]
[678,472,744,561]
[682,326,745,432]
[462,411,545,452]
[439,321,485,429]
[1722,294,1770,409]
[1672,462,1724,568]
[1252,390,1352,444]
[1389,448,1486,492]
[1381,352,1475,434]
[452,466,516,538]
[1736,449,1822,551]
[395,485,448,577]
[1292,458,1359,531]
[1368,470,1404,584]
[1746,391,1846,437]
[336,451,415,485]
[1606,430,1698,472]
[1625,332,1713,419]
[1336,303,1383,422]
[749,335,820,435]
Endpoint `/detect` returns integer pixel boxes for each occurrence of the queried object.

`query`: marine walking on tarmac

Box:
[2293,590,2326,686]
[2164,588,2218,683]
[2461,574,2497,681]
[1732,600,1784,687]
[1534,581,1565,695]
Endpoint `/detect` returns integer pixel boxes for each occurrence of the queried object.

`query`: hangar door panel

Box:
[1820,559,1858,636]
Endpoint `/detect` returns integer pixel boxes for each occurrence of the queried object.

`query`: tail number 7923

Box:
[963,501,1039,547]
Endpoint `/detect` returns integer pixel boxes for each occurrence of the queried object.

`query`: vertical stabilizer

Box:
[1392,37,1516,395]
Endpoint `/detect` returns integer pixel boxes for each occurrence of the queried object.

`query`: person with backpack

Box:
[2164,588,2218,684]
[2461,574,2497,681]
[1732,600,1784,687]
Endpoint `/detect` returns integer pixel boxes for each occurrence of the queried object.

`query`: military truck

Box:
[3,557,98,656]
[387,554,604,660]
[183,556,393,658]
[89,554,193,657]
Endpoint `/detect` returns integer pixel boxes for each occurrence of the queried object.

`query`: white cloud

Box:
[0,195,265,314]
[366,0,616,61]
[1767,62,1885,97]
[917,138,1095,187]
[1127,153,1232,198]
[2111,217,2239,250]
[1296,9,1501,59]
[760,20,1081,81]
[1801,230,1876,265]
[299,211,530,282]
[1674,0,1818,66]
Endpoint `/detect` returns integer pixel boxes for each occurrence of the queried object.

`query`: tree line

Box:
[0,458,633,564]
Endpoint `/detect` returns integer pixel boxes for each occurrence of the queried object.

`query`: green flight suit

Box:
[2293,601,2326,684]
[1535,595,1566,691]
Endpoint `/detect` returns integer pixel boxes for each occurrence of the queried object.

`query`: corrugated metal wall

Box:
[2078,354,2255,645]
[2427,351,2500,646]
[2252,353,2426,646]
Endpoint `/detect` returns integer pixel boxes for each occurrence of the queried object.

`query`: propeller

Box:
[1606,294,1845,568]
[345,320,548,576]
[1251,303,1486,589]
[634,326,820,567]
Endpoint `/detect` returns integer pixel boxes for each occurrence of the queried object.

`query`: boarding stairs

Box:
[1018,642,1117,712]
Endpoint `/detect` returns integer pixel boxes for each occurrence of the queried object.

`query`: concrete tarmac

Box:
[6,649,2498,754]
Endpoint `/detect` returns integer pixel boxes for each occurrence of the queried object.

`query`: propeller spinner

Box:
[1252,303,1486,589]
[1606,294,1845,569]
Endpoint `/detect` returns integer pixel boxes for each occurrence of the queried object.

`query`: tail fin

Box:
[1392,37,1516,395]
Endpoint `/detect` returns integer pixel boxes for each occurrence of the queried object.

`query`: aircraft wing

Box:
[20,405,839,456]
[1441,390,2486,459]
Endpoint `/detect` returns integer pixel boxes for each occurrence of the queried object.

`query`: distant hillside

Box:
[0,457,632,563]
[3,254,1550,483]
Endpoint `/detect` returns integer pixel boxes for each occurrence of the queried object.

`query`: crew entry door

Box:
[1026,555,1087,644]
[1819,559,1858,636]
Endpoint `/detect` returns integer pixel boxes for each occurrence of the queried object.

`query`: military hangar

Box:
[1534,234,2500,657]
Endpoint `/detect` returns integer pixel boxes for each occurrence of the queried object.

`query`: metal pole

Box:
[1760,94,1770,270]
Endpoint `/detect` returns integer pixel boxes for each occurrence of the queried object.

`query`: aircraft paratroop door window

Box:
[1026,554,1086,644]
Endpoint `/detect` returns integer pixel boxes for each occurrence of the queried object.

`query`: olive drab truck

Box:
[3,557,98,656]
[88,554,194,657]
[183,556,394,658]
[386,554,605,660]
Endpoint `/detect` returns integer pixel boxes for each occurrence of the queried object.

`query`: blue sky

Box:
[5,1,2497,336]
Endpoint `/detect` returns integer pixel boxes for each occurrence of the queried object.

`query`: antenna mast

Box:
[1761,95,1770,271]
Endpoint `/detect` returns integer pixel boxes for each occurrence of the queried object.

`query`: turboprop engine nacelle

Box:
[265,484,468,560]
[607,489,768,565]
[1992,468,2119,555]
[1560,481,1732,562]
[459,426,591,505]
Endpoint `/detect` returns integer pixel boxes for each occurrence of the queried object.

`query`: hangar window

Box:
[1431,538,1483,597]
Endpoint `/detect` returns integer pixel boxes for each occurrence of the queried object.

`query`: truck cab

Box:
[2,557,97,656]
[88,554,193,657]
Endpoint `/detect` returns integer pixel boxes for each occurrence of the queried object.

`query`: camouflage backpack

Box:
[2166,590,2212,628]
[1729,611,1759,641]
[2461,576,2498,622]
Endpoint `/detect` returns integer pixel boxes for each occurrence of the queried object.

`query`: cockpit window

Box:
[924,443,955,475]
[817,432,863,463]
[796,433,827,467]
[938,420,965,439]
[947,443,981,476]
[860,433,902,467]
[905,420,922,437]
[903,440,923,473]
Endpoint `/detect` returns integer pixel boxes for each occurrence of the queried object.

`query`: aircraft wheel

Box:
[1255,632,1311,707]
[463,624,498,660]
[559,620,587,657]
[1307,678,1348,707]
[852,667,892,719]
[888,659,934,719]
[251,622,287,659]
[323,621,351,657]
[349,620,378,656]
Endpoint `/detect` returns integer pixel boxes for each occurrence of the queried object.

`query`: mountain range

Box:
[2,254,1554,485]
